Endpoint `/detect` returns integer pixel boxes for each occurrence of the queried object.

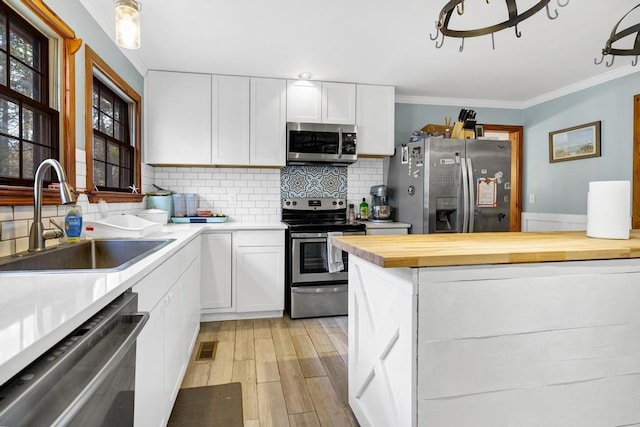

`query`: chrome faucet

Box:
[28,159,77,252]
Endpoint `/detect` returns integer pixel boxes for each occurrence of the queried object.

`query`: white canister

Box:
[172,193,186,217]
[185,193,198,217]
[586,180,631,239]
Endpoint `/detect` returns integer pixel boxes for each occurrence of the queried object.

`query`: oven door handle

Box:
[51,312,149,426]
[291,232,328,239]
[292,285,348,293]
[292,237,327,243]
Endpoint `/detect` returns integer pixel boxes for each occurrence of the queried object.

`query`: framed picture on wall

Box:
[549,121,601,163]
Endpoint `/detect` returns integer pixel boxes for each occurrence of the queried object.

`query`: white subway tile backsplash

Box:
[0,207,13,222]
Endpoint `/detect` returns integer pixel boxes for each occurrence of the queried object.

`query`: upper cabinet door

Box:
[145,71,212,165]
[322,82,356,125]
[286,80,322,123]
[356,85,395,156]
[250,78,286,167]
[212,75,250,165]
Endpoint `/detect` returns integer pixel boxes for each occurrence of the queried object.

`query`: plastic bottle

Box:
[348,204,356,223]
[359,198,369,221]
[65,205,83,242]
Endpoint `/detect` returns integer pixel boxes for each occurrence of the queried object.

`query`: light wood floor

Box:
[180,316,359,427]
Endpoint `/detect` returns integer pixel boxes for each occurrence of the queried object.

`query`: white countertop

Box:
[0,221,286,385]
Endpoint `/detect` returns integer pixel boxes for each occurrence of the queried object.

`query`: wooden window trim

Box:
[0,0,81,206]
[84,45,142,203]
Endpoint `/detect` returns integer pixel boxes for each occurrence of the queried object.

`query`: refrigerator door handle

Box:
[461,157,469,233]
[467,157,475,233]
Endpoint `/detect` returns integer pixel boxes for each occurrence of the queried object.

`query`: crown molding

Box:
[395,95,525,110]
[397,65,640,110]
[522,64,639,108]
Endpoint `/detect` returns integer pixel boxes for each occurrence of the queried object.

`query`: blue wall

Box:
[522,72,638,214]
[395,70,640,215]
[46,0,143,149]
[395,103,523,144]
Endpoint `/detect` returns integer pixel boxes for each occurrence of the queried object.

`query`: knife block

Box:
[450,121,464,139]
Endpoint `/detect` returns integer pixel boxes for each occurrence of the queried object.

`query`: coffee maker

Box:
[370,185,391,221]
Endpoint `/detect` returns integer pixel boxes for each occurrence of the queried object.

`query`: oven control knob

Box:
[285,201,290,206]
[338,201,344,206]
[292,201,297,206]
[333,201,337,206]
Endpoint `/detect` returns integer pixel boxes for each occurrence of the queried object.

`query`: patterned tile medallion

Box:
[281,165,347,198]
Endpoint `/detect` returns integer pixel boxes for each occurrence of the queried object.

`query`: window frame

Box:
[92,76,134,192]
[0,0,81,206]
[84,45,142,204]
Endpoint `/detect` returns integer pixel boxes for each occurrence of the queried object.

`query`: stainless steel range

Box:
[282,197,366,319]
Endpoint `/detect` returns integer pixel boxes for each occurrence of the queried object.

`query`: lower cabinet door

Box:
[236,245,284,312]
[201,233,233,310]
[134,306,165,427]
[163,282,185,421]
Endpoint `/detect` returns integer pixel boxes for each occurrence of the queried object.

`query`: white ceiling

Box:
[80,0,640,107]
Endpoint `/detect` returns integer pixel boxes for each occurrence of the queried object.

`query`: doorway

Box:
[633,94,640,228]
[482,124,523,232]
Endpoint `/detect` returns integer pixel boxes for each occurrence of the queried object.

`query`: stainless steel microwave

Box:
[286,122,357,165]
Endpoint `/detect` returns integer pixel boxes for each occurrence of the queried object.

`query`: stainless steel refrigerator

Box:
[388,138,511,234]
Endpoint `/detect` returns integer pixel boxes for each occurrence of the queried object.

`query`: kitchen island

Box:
[330,230,640,427]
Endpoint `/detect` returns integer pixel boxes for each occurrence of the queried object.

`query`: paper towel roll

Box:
[586,180,631,239]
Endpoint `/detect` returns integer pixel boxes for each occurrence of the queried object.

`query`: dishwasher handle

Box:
[52,312,149,427]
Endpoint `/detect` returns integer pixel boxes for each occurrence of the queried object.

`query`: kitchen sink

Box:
[0,238,175,272]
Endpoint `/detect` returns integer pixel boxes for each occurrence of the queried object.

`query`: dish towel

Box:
[326,232,344,273]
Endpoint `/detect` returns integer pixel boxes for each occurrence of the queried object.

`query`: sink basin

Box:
[0,239,175,272]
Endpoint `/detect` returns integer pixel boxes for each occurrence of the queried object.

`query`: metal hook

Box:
[594,53,605,65]
[457,1,464,15]
[557,0,569,7]
[605,55,615,67]
[429,22,440,41]
[459,37,465,52]
[546,4,559,20]
[435,31,445,49]
[491,32,495,50]
[633,56,638,66]
[515,23,522,38]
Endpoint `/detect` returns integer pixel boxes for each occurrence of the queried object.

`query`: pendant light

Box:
[115,0,141,50]
[429,0,569,51]
[595,4,640,67]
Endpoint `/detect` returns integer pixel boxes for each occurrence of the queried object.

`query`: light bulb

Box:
[115,1,141,49]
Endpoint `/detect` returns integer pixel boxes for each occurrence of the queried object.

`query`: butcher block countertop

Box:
[330,230,640,268]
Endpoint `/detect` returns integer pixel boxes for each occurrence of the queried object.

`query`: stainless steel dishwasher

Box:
[0,290,148,426]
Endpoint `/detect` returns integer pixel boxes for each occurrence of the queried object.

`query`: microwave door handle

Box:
[337,127,343,159]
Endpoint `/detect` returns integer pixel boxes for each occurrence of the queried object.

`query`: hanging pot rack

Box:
[594,4,640,67]
[429,0,569,51]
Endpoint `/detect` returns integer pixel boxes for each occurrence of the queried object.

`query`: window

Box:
[92,77,133,192]
[0,2,58,186]
[84,45,142,203]
[0,0,81,206]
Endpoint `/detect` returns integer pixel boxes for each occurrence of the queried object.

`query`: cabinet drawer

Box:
[235,230,283,247]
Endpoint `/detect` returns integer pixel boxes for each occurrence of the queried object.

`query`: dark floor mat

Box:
[168,383,243,427]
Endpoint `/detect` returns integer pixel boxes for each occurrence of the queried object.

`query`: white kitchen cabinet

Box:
[250,78,287,166]
[212,75,250,165]
[322,82,356,124]
[356,84,395,156]
[201,233,233,311]
[286,80,322,123]
[235,230,285,312]
[145,70,212,165]
[287,80,356,124]
[133,238,200,427]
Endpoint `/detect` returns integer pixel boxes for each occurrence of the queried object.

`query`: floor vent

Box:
[196,341,217,361]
